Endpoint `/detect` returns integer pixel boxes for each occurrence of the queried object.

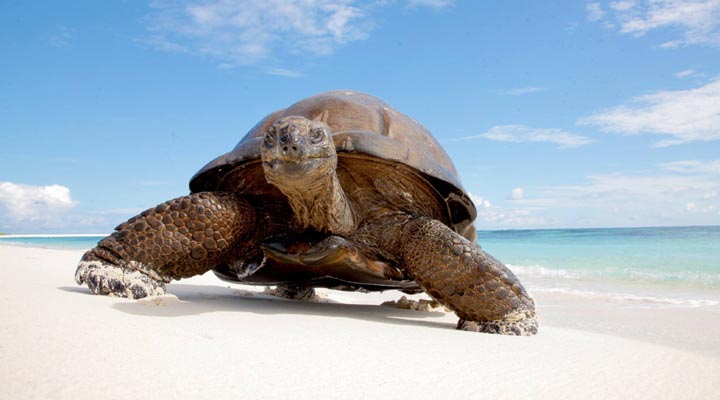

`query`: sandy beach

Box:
[1,244,719,400]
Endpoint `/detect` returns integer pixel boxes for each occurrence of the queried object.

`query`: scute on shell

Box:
[189,90,477,240]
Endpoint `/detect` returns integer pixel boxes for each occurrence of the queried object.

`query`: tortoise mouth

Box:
[263,155,336,181]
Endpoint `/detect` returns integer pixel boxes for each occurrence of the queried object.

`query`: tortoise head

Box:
[261,116,337,190]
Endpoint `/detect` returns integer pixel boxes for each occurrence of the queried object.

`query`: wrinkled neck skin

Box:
[261,116,357,236]
[280,170,357,236]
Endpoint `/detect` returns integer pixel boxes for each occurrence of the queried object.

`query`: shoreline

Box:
[1,243,719,357]
[476,223,720,232]
[0,233,108,238]
[1,244,719,399]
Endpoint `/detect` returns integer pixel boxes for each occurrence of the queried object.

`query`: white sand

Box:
[1,245,719,400]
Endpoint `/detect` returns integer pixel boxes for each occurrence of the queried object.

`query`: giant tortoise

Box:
[75,90,537,335]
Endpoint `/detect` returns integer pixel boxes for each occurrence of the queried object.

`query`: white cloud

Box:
[685,201,716,213]
[145,0,367,65]
[533,173,717,204]
[589,0,720,47]
[267,68,304,78]
[468,193,492,209]
[660,160,720,174]
[675,68,698,78]
[514,169,720,226]
[455,125,594,149]
[468,193,546,228]
[578,78,720,147]
[0,182,78,228]
[610,1,635,12]
[467,159,720,228]
[502,87,545,95]
[510,187,525,200]
[406,0,454,9]
[586,2,605,21]
[144,0,452,66]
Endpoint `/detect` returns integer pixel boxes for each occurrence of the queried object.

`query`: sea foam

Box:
[533,287,719,308]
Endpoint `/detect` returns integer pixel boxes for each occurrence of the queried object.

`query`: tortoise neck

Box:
[284,171,356,235]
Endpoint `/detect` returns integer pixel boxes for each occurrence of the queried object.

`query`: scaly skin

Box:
[75,114,538,336]
[75,192,256,298]
[401,218,537,335]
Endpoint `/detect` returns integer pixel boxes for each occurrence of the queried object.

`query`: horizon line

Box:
[2,224,719,237]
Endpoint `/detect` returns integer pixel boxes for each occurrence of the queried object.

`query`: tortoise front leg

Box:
[75,192,256,299]
[400,218,538,335]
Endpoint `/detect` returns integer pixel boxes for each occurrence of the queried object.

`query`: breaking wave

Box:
[508,263,720,289]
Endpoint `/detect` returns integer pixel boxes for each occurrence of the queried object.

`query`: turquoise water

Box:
[0,235,105,251]
[2,226,719,306]
[477,226,720,306]
[477,226,720,288]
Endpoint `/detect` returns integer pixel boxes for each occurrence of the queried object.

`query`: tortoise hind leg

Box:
[399,217,538,335]
[265,285,317,301]
[75,192,256,298]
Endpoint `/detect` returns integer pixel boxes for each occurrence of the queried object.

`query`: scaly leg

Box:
[75,192,256,298]
[400,218,537,335]
[265,285,317,301]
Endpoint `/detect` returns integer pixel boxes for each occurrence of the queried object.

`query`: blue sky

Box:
[1,0,719,233]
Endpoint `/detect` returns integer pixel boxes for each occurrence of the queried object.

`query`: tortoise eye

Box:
[310,128,325,144]
[263,133,276,148]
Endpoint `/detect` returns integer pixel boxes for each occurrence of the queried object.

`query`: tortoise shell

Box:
[190,90,477,241]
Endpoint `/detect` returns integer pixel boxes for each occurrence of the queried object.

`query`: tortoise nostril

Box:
[280,144,302,161]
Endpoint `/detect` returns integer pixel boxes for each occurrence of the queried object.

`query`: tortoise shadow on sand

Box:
[60,283,455,331]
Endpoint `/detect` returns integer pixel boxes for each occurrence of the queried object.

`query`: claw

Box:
[457,309,538,336]
[75,260,166,299]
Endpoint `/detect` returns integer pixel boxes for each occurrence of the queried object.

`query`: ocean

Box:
[0,235,106,251]
[2,226,718,308]
[478,226,720,308]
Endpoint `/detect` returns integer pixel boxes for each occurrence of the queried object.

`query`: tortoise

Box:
[75,90,537,335]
